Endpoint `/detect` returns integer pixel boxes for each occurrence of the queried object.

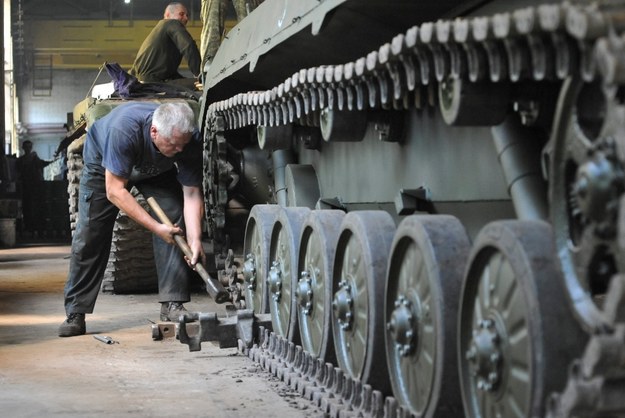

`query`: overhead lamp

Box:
[124,0,131,4]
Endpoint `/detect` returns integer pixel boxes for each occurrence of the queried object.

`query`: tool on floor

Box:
[151,322,179,340]
[94,335,118,344]
[146,197,230,304]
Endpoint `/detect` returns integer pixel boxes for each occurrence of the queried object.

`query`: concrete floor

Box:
[0,245,321,417]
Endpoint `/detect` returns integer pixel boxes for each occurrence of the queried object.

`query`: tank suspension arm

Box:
[272,149,295,207]
[491,115,548,220]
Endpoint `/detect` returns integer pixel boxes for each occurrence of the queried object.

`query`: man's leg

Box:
[136,172,191,319]
[200,0,227,72]
[232,0,249,21]
[61,178,119,336]
[21,182,34,233]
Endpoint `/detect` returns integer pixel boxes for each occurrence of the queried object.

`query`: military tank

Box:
[187,0,625,416]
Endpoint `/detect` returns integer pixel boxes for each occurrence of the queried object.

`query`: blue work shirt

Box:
[83,102,202,187]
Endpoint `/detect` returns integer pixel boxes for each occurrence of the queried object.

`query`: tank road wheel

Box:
[549,76,625,331]
[242,205,281,314]
[458,221,585,418]
[297,210,345,361]
[438,77,510,127]
[385,215,470,416]
[332,211,395,394]
[268,207,310,341]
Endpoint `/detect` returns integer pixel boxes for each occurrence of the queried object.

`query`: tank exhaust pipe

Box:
[272,150,295,207]
[492,115,548,220]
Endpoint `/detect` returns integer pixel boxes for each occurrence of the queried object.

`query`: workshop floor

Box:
[0,245,320,417]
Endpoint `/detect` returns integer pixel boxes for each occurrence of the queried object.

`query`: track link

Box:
[239,329,419,418]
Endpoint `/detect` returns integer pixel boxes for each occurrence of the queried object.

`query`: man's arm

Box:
[169,21,201,77]
[33,152,52,168]
[182,185,205,266]
[105,169,181,245]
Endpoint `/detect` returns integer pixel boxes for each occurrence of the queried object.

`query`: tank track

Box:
[205,1,625,128]
[203,111,244,305]
[240,315,625,418]
[202,0,625,253]
[240,329,391,418]
[101,189,157,295]
[203,114,230,265]
[66,135,86,235]
[201,1,625,415]
[203,1,625,260]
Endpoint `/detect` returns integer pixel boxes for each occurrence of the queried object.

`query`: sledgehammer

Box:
[146,197,229,304]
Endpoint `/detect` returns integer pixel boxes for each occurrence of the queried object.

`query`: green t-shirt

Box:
[130,19,201,82]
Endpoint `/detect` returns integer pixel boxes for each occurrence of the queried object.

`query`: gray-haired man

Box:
[59,102,205,337]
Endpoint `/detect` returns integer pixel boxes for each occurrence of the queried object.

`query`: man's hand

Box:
[155,223,184,245]
[194,76,203,91]
[105,170,173,240]
[181,185,205,268]
[184,236,206,268]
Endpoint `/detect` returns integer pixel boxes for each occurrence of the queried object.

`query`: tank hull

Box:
[195,0,625,416]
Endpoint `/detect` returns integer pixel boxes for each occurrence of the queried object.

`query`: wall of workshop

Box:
[16,18,205,161]
[17,69,99,160]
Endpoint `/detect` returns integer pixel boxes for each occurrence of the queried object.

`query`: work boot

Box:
[58,313,86,337]
[160,302,188,322]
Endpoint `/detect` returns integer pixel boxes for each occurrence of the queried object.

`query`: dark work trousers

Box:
[63,168,191,315]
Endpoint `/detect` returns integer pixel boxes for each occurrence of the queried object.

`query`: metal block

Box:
[151,322,177,340]
[394,187,432,215]
[178,310,272,352]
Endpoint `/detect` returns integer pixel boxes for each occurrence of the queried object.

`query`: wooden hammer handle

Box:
[146,197,229,304]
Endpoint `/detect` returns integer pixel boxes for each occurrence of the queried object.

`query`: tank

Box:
[190,0,625,416]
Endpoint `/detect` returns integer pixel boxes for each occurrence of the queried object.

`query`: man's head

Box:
[164,2,189,26]
[22,140,33,154]
[150,102,196,157]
